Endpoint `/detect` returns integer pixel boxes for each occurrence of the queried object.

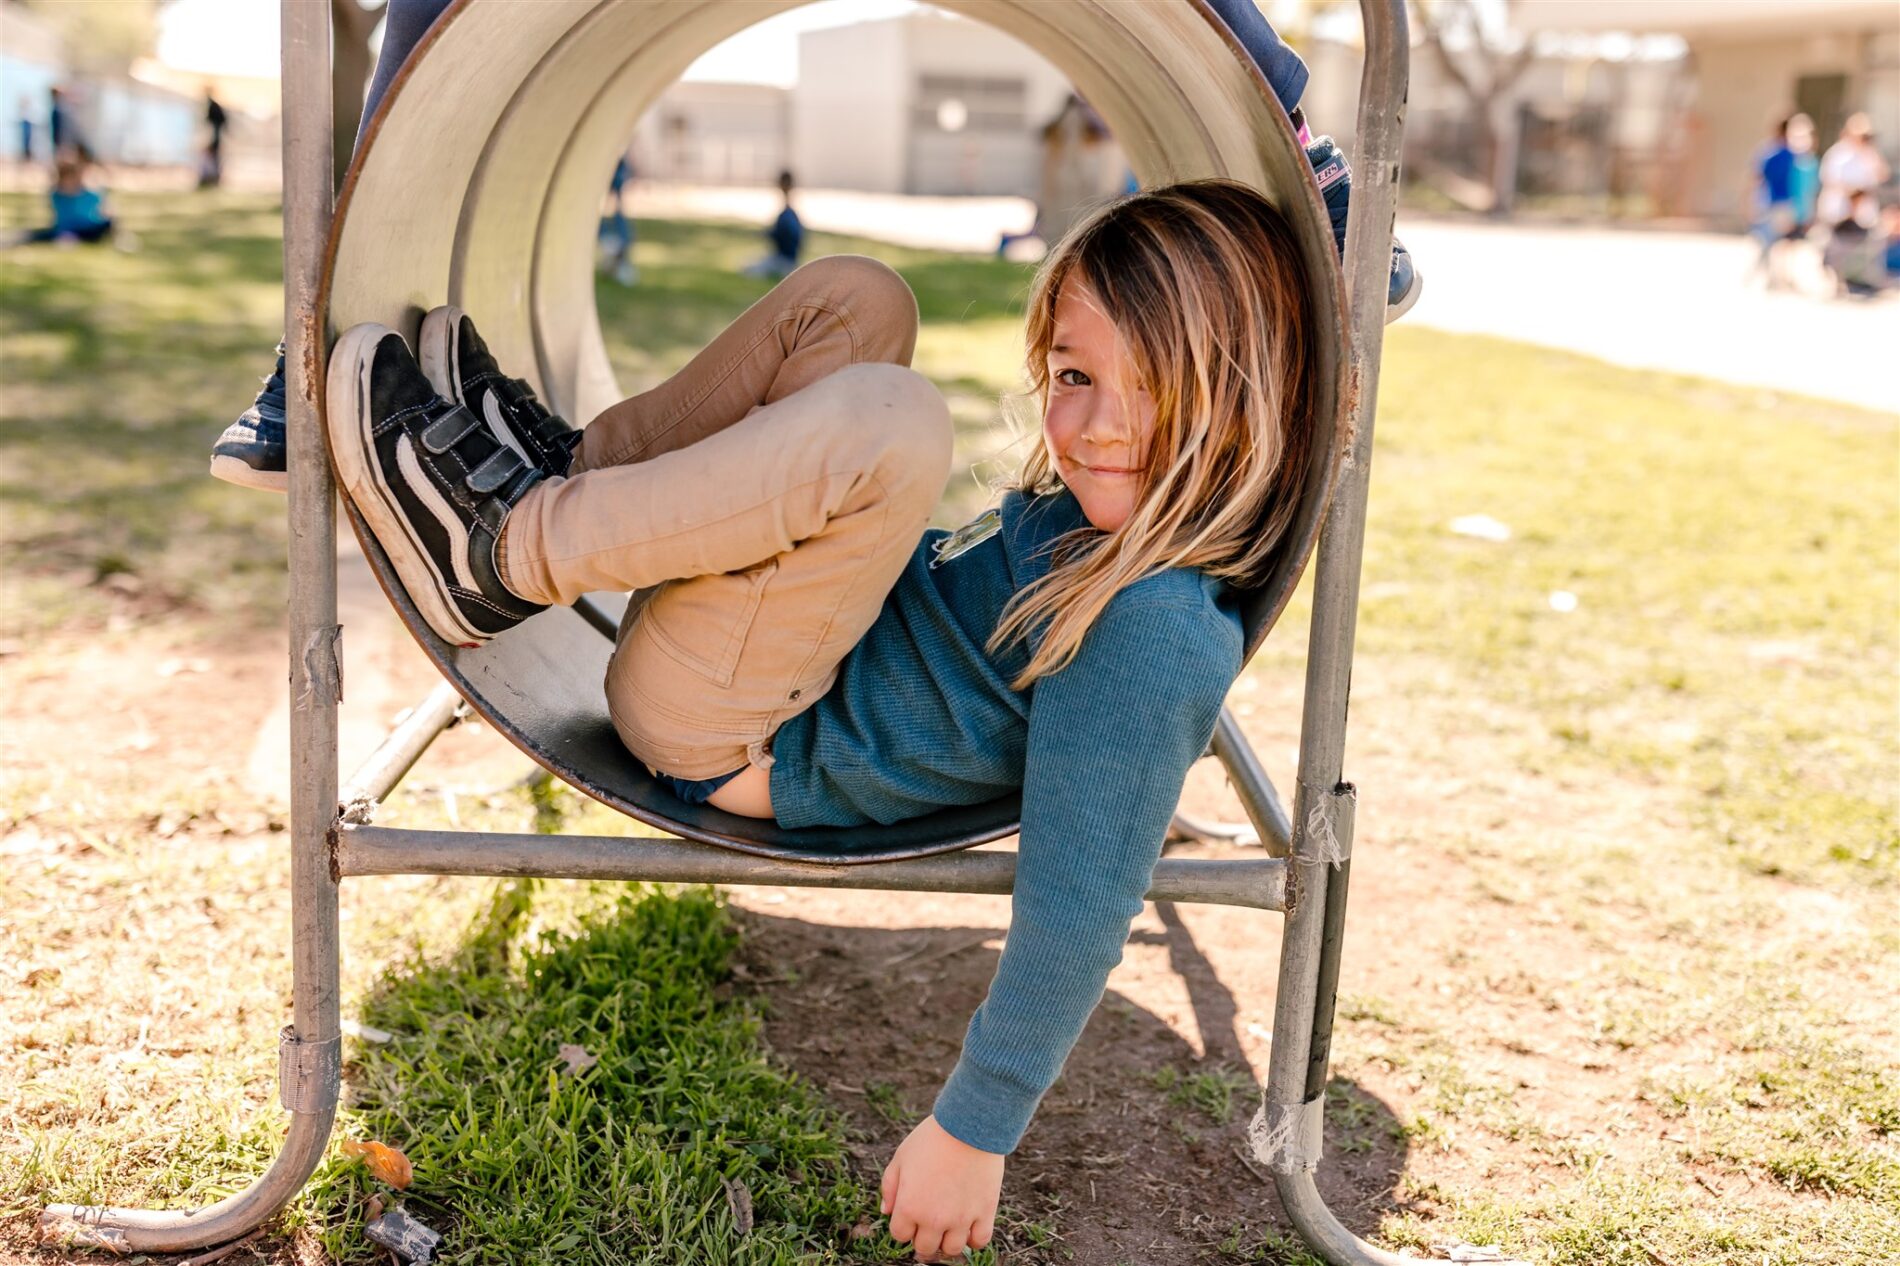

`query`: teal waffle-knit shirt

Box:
[769,488,1244,1155]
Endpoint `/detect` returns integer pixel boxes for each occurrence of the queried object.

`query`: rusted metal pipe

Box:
[1258,3,1413,1264]
[41,0,343,1249]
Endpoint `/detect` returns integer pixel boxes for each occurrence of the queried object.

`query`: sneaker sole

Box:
[417,304,464,405]
[1386,267,1423,324]
[209,454,288,494]
[326,323,488,649]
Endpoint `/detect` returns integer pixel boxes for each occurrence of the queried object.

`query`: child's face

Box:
[1042,282,1154,533]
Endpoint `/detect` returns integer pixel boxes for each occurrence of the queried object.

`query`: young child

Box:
[326,178,1316,1263]
[7,152,116,247]
[741,168,805,279]
[211,0,1415,491]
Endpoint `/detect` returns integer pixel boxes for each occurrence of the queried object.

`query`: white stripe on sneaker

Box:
[396,433,478,593]
[482,389,534,468]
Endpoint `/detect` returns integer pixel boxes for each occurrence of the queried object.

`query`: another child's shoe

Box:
[209,341,289,492]
[418,305,581,477]
[1305,135,1423,323]
[326,324,548,648]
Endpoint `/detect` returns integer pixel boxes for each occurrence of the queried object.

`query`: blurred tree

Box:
[1414,0,1536,216]
[333,0,387,186]
[17,0,168,76]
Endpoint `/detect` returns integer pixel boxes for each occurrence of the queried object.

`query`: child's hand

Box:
[880,1114,1004,1262]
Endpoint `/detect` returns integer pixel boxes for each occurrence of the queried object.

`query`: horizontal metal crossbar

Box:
[335,825,1288,911]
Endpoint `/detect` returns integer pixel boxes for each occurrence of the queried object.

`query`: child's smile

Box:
[1041,282,1154,532]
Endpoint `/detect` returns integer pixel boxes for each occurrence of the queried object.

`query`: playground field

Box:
[1,192,1895,1265]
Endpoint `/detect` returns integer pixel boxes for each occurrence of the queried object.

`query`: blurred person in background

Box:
[17,96,33,164]
[1822,189,1889,296]
[4,152,124,248]
[741,169,804,280]
[1748,116,1802,290]
[598,148,638,286]
[1884,203,1900,286]
[1788,114,1820,239]
[199,88,228,189]
[47,85,74,165]
[1818,113,1890,228]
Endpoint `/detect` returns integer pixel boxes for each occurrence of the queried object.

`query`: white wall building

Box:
[629,81,791,186]
[791,9,1086,198]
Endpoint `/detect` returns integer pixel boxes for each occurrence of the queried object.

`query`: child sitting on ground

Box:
[6,151,122,248]
[741,168,805,280]
[326,178,1318,1263]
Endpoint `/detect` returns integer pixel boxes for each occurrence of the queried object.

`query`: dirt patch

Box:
[4,598,1886,1264]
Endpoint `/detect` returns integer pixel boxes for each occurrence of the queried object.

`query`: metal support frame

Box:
[39,2,1408,1259]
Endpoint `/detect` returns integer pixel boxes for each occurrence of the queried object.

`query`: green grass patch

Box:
[307,880,932,1264]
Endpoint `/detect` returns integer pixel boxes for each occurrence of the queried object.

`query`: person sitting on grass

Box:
[325,179,1318,1263]
[5,151,120,248]
[741,168,805,280]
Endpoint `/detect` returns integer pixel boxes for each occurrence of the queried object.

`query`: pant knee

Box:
[790,254,918,362]
[835,362,953,504]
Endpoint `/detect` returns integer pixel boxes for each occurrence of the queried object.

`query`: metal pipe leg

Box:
[339,681,467,821]
[42,3,341,1251]
[1254,1,1411,1263]
[1213,706,1294,854]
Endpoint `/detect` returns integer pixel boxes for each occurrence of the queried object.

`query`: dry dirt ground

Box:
[3,548,1889,1265]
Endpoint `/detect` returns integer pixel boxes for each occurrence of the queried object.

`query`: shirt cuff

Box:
[931,1058,1041,1156]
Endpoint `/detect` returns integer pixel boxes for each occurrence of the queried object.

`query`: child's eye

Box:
[1054,368,1091,387]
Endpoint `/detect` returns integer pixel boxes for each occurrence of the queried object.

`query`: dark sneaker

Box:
[418,305,580,477]
[209,340,289,492]
[326,324,548,648]
[1306,135,1422,323]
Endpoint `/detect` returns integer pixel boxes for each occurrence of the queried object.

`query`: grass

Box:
[310,880,904,1263]
[4,192,1898,1264]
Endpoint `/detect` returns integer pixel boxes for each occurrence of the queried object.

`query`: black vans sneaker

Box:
[326,324,548,648]
[418,305,580,477]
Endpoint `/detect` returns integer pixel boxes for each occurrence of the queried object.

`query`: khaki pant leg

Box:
[502,363,953,781]
[574,254,920,471]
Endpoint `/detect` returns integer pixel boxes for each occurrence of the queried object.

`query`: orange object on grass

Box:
[340,1139,413,1189]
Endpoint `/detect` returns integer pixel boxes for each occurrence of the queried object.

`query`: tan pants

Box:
[498,255,953,782]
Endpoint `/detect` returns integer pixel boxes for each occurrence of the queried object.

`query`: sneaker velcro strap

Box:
[419,405,482,455]
[465,446,528,495]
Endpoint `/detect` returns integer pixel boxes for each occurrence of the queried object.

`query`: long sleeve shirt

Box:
[769,488,1244,1153]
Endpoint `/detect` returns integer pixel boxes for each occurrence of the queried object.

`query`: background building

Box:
[1518,0,1898,222]
[628,81,790,186]
[791,8,1107,198]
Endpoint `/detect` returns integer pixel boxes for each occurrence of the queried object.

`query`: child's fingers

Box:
[936,1226,970,1259]
[969,1215,994,1250]
[910,1225,946,1262]
[880,1163,896,1216]
[889,1208,917,1246]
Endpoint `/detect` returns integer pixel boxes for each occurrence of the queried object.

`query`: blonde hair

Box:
[990,178,1318,688]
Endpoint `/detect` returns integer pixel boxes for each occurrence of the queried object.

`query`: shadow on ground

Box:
[294,868,1412,1266]
[726,875,1411,1265]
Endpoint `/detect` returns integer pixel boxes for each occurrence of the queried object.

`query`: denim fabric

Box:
[657,767,745,806]
[355,0,456,149]
[1202,0,1310,112]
